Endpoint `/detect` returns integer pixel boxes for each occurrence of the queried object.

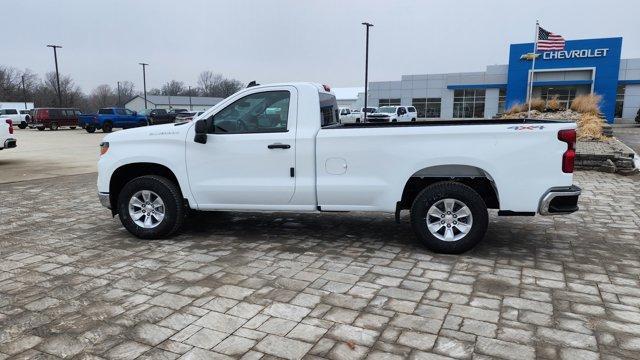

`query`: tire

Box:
[356,118,361,123]
[138,120,148,127]
[85,125,96,133]
[37,126,45,131]
[50,122,59,131]
[102,122,113,133]
[410,181,488,254]
[18,122,27,129]
[411,118,416,122]
[117,175,185,239]
[392,119,397,123]
[70,126,76,130]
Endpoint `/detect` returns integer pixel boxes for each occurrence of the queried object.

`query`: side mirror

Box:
[194,119,208,144]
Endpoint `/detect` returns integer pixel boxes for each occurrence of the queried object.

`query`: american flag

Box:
[537,26,565,51]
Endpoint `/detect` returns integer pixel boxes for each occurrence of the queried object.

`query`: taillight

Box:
[6,119,13,134]
[558,129,576,173]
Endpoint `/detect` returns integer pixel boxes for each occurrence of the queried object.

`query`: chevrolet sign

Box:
[542,48,609,60]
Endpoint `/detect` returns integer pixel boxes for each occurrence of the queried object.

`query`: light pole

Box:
[361,22,373,122]
[21,75,27,109]
[188,86,193,110]
[139,63,148,109]
[117,81,121,107]
[47,44,63,106]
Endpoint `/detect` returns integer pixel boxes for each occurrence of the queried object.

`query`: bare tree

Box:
[90,84,117,110]
[197,71,243,97]
[39,72,84,107]
[161,80,185,96]
[118,81,136,102]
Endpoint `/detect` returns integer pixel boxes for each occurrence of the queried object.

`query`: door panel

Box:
[186,86,298,208]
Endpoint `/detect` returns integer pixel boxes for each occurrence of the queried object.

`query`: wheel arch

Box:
[109,162,183,214]
[400,164,500,210]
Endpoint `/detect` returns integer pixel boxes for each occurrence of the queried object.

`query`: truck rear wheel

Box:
[410,181,488,254]
[18,122,27,129]
[37,126,45,131]
[102,122,113,133]
[50,122,59,131]
[117,175,185,239]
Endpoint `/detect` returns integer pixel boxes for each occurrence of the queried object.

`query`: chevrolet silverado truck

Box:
[97,83,580,253]
[0,118,17,150]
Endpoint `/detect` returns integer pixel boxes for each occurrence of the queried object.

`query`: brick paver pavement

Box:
[1,171,639,359]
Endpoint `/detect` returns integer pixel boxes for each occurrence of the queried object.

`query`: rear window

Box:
[408,106,416,112]
[98,108,113,115]
[319,92,339,127]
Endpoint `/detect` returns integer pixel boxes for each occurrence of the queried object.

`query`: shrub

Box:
[506,103,525,114]
[571,93,601,115]
[527,98,545,112]
[546,95,562,111]
[576,113,606,141]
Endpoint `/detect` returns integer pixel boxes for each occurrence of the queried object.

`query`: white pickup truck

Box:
[0,119,17,150]
[0,109,30,129]
[97,83,580,253]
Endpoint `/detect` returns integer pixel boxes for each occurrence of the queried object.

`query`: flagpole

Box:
[527,20,540,118]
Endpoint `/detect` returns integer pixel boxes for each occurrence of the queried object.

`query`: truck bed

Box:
[329,118,568,129]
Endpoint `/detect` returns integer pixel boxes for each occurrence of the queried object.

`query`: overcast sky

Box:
[5,0,640,92]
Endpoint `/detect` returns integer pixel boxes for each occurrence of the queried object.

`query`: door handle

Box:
[268,143,291,149]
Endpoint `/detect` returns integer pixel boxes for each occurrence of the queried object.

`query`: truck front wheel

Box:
[410,182,488,254]
[117,175,185,239]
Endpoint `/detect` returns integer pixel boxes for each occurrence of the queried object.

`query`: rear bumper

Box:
[538,185,581,215]
[2,138,16,149]
[98,192,111,209]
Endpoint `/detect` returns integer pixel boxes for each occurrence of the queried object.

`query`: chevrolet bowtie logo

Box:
[520,53,540,61]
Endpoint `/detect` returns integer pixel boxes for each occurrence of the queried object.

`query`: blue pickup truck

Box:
[79,107,148,133]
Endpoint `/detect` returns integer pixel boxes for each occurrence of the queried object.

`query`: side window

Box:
[125,109,134,115]
[115,109,126,115]
[319,92,339,127]
[408,106,416,113]
[6,109,18,115]
[210,90,290,134]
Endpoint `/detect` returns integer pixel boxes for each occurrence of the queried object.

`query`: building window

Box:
[426,98,441,118]
[539,87,577,110]
[379,98,401,107]
[453,89,485,118]
[615,85,625,118]
[498,89,507,114]
[412,98,426,118]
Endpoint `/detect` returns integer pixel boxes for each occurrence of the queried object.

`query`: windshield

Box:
[378,106,396,113]
[363,107,376,113]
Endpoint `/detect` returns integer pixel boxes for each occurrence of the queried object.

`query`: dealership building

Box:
[367,37,639,123]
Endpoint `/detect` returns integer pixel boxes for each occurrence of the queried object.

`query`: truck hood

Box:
[102,123,192,143]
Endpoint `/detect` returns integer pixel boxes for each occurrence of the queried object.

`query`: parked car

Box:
[28,108,80,130]
[0,108,30,129]
[96,82,581,254]
[338,107,360,123]
[0,118,16,150]
[138,109,176,125]
[169,108,189,115]
[84,108,148,133]
[367,106,417,123]
[175,111,205,122]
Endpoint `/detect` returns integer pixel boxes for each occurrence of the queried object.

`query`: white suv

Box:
[367,106,417,123]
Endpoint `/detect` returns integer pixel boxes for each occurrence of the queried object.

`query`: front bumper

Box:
[539,185,581,215]
[366,117,390,123]
[2,138,16,149]
[98,192,111,209]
